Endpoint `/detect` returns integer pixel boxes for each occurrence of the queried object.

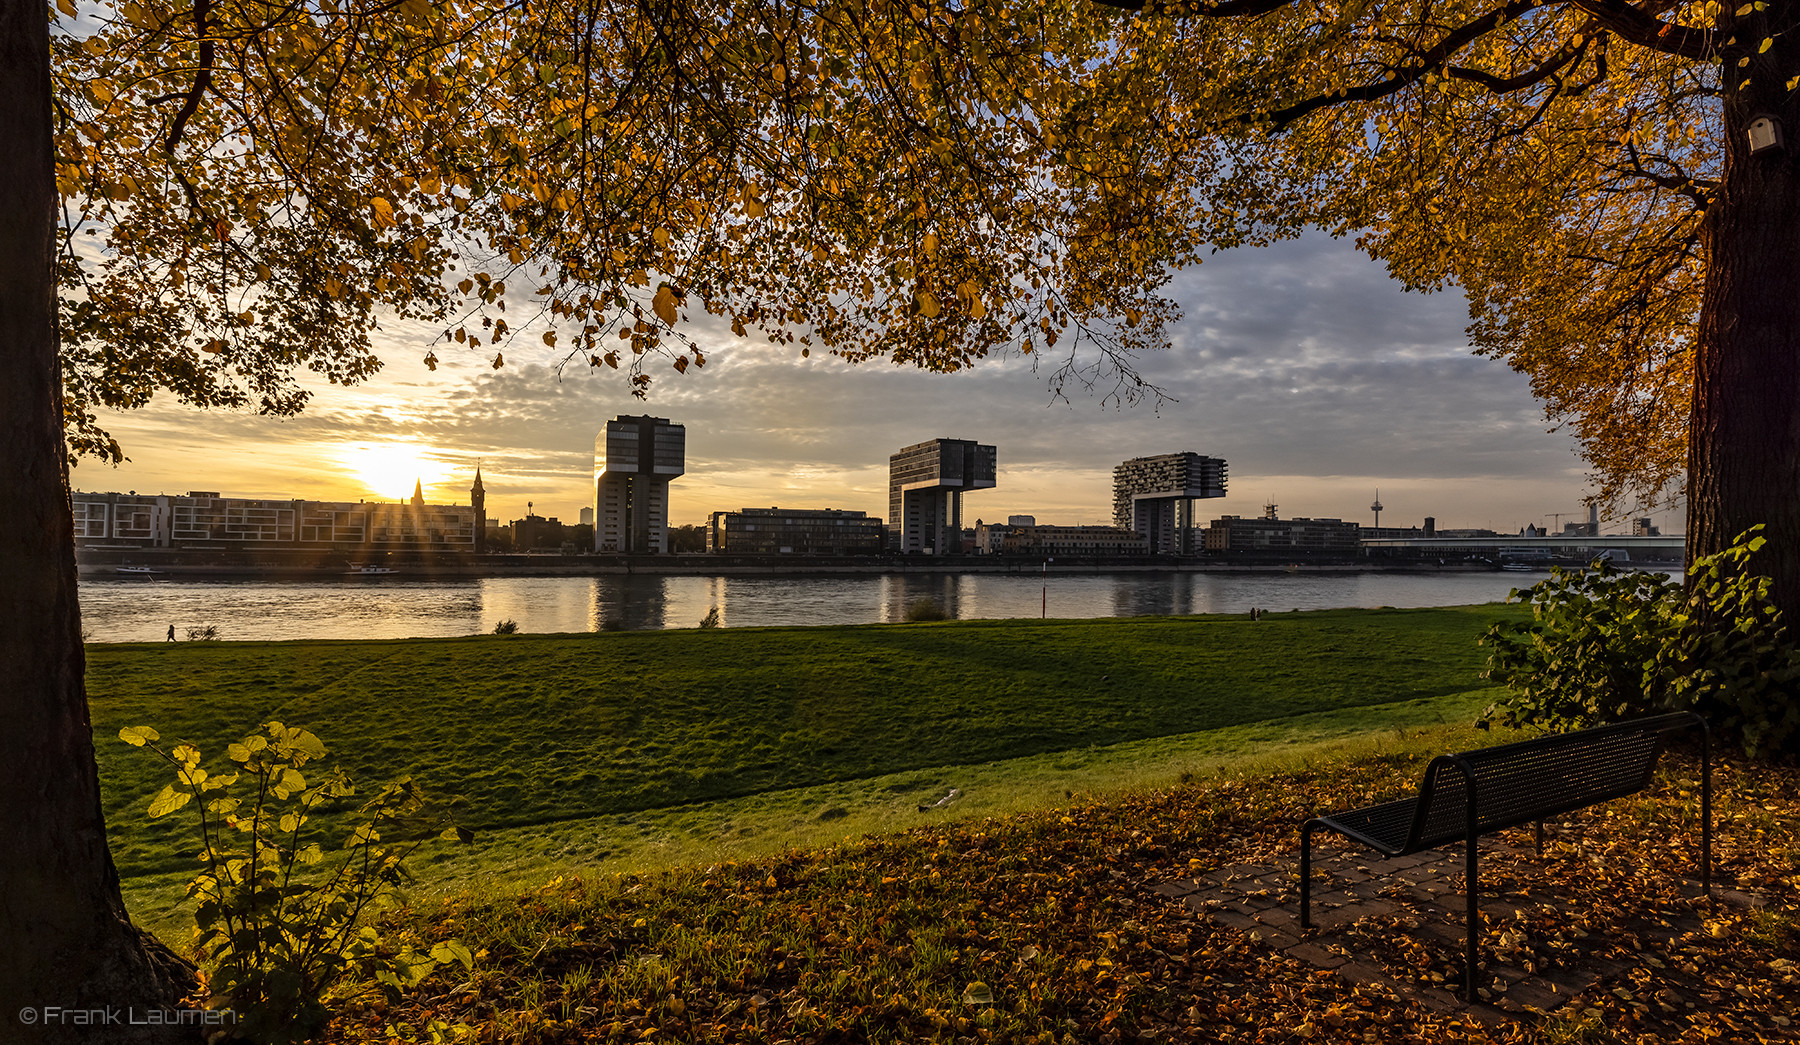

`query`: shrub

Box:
[118,722,474,1043]
[491,619,519,635]
[186,624,221,641]
[698,606,721,629]
[905,598,949,622]
[1481,527,1800,757]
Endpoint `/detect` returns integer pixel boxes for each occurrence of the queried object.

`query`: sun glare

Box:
[341,444,457,501]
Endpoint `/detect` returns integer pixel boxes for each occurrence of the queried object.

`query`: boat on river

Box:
[346,564,399,576]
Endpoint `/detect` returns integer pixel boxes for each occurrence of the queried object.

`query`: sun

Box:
[341,444,457,501]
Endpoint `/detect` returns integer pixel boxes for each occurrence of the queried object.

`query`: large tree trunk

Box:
[1687,50,1800,623]
[0,2,198,1040]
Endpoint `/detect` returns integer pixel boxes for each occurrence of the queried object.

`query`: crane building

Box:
[1112,452,1228,555]
[888,438,996,554]
[595,415,685,553]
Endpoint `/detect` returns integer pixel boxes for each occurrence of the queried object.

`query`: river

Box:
[73,569,1591,643]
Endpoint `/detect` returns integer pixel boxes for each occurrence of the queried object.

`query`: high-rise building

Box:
[1112,453,1228,554]
[888,438,996,554]
[595,415,685,553]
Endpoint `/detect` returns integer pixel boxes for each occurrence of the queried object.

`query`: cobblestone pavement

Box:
[1152,837,1759,1025]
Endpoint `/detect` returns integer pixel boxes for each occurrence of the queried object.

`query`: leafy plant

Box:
[491,619,519,635]
[187,624,221,641]
[1482,527,1800,756]
[698,606,721,629]
[118,722,475,1043]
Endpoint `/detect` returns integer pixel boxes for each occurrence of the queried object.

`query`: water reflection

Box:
[77,569,1601,643]
[881,574,965,622]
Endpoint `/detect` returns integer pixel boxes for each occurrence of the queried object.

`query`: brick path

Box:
[1153,835,1761,1024]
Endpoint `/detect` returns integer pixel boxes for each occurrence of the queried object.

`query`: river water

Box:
[75,570,1579,643]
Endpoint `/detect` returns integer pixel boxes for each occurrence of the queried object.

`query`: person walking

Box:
[166,624,176,641]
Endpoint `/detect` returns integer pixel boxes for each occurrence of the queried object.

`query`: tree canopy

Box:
[56,0,1794,519]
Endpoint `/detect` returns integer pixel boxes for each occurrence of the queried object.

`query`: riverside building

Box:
[595,415,685,553]
[1112,452,1229,555]
[70,489,480,553]
[1203,506,1360,554]
[888,437,997,554]
[705,507,886,555]
[998,524,1148,556]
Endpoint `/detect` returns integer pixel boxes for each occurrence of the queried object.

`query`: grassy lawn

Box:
[88,605,1800,1041]
[90,606,1517,885]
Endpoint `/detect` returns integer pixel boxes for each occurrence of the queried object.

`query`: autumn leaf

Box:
[652,285,679,325]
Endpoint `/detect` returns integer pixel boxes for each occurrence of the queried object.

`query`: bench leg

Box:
[1466,830,1480,1003]
[1299,820,1317,929]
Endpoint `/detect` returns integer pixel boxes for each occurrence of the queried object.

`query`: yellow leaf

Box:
[653,227,670,249]
[56,0,76,17]
[922,232,940,256]
[653,284,678,324]
[1759,37,1773,52]
[369,197,395,229]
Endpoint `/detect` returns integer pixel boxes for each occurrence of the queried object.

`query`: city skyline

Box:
[71,232,1688,536]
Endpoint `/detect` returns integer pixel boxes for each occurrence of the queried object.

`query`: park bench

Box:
[1298,711,1711,1000]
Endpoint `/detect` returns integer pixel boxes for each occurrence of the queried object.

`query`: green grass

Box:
[89,605,1519,890]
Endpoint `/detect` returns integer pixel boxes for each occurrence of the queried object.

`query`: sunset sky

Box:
[73,231,1687,535]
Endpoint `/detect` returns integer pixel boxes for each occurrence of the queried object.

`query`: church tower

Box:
[411,478,425,510]
[470,465,486,553]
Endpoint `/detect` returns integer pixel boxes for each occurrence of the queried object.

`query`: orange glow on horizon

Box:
[339,444,458,501]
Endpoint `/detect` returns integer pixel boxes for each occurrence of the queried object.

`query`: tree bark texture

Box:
[1688,36,1800,624]
[0,2,198,1040]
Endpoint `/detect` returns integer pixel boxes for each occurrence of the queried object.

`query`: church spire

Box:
[411,478,424,510]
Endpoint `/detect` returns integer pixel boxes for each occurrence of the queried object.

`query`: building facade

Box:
[1203,510,1360,554]
[595,415,685,553]
[887,438,997,554]
[1112,453,1229,555]
[999,524,1148,556]
[71,490,480,552]
[706,507,886,555]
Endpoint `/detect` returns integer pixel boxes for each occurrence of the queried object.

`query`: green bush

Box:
[698,606,721,629]
[1481,527,1800,757]
[119,722,474,1043]
[491,619,519,635]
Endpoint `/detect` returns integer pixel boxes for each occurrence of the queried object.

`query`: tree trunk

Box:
[0,2,199,1040]
[1687,45,1800,623]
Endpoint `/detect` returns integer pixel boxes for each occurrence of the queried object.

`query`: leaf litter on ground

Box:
[326,747,1798,1044]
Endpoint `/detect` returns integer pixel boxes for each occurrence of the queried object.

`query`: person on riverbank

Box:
[166,624,175,641]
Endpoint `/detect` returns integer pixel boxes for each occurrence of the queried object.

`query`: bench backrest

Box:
[1405,712,1696,851]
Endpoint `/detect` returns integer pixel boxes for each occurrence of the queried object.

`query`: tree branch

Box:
[1570,0,1714,60]
[1256,0,1544,129]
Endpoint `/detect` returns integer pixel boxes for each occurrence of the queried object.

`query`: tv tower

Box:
[1370,490,1384,530]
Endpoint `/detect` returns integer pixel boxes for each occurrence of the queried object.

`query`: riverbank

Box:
[78,545,1523,579]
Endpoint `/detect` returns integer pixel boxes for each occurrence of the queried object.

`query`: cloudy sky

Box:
[73,230,1685,535]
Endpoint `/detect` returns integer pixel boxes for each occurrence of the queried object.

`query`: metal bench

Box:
[1299,711,1710,1000]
